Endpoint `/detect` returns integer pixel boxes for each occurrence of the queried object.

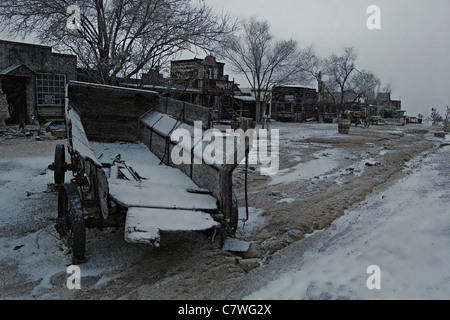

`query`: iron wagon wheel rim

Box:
[54,144,66,185]
[57,183,86,263]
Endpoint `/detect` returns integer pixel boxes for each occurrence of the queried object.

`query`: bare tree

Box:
[319,47,381,116]
[322,47,358,114]
[0,0,235,85]
[218,17,306,124]
[349,69,381,103]
[444,106,450,131]
[381,82,393,95]
[431,108,442,125]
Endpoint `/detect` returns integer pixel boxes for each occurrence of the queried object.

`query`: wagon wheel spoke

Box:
[56,183,86,264]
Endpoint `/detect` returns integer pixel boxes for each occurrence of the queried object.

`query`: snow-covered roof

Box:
[240,88,254,94]
[234,96,257,102]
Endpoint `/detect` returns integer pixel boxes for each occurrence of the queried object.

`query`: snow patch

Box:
[269,149,343,186]
[245,147,450,300]
[237,207,265,237]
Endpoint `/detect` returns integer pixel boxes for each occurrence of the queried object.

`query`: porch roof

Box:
[0,64,36,77]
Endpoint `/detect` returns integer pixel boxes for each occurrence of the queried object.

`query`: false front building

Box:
[169,55,235,121]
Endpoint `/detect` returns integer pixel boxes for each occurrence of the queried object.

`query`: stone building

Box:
[0,40,77,124]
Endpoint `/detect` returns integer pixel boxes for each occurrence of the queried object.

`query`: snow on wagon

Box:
[50,81,248,263]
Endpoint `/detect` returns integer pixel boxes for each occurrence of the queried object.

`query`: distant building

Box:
[232,95,259,120]
[323,91,365,115]
[374,92,405,118]
[169,55,235,120]
[0,40,77,124]
[120,55,236,121]
[232,87,269,121]
[272,85,318,122]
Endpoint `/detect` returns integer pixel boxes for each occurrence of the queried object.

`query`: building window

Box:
[285,95,295,103]
[206,68,213,79]
[36,73,66,106]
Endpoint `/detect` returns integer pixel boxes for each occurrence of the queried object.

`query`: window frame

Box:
[36,73,67,107]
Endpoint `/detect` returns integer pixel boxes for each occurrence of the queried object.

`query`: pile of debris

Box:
[0,121,66,140]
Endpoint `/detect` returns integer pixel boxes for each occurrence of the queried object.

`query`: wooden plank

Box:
[108,180,218,211]
[67,107,102,167]
[118,165,135,181]
[125,207,220,246]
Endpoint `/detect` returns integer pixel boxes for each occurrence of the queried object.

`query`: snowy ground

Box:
[0,122,448,300]
[245,135,450,300]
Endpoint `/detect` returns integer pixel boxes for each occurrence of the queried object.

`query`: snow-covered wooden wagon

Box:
[50,82,244,263]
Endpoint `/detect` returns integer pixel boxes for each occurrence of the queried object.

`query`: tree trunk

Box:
[255,100,263,124]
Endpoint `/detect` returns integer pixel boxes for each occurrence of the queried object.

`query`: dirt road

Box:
[0,122,443,299]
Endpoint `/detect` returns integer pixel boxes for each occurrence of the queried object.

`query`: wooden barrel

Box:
[338,119,351,134]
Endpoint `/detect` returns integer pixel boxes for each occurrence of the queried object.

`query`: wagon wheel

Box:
[54,144,66,185]
[56,183,86,264]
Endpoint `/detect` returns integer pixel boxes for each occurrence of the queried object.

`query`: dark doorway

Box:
[2,75,28,124]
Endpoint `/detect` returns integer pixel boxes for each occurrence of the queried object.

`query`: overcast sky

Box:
[1,0,448,118]
[206,0,450,117]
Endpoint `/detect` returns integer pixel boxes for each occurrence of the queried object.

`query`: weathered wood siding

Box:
[139,121,221,201]
[155,96,210,130]
[68,81,158,142]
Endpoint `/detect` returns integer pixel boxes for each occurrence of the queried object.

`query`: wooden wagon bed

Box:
[90,141,220,246]
[64,104,219,249]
